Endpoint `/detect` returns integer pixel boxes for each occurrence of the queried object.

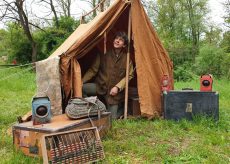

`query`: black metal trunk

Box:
[163,91,219,121]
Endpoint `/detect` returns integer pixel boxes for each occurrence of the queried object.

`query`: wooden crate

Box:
[128,97,141,116]
[13,112,111,157]
[128,87,141,116]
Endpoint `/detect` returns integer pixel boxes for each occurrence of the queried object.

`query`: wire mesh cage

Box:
[41,127,105,164]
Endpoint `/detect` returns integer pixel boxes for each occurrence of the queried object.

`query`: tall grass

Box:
[0,67,229,163]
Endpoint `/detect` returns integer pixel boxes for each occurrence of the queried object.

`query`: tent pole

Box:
[104,32,107,54]
[70,58,73,98]
[124,7,132,119]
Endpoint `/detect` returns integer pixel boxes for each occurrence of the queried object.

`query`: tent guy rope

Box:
[0,65,35,82]
[0,62,34,71]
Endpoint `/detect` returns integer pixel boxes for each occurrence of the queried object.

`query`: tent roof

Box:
[49,0,127,58]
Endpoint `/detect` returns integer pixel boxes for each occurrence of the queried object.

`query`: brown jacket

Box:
[83,49,134,104]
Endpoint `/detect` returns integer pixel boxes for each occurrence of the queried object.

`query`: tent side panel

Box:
[132,0,173,118]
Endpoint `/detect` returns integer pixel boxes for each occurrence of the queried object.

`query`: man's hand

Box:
[110,87,119,96]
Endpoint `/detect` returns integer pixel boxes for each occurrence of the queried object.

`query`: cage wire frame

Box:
[41,127,105,164]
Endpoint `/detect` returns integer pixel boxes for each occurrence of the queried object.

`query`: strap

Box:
[68,96,102,129]
[87,101,100,128]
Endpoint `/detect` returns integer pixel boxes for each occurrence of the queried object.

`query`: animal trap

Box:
[41,127,105,164]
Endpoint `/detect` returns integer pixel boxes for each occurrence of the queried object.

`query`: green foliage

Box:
[194,45,227,78]
[35,28,68,59]
[223,0,230,27]
[153,0,208,62]
[167,42,194,67]
[174,62,194,81]
[58,16,80,33]
[0,17,80,63]
[202,25,222,46]
[35,16,80,60]
[221,52,230,79]
[145,0,228,81]
[2,23,32,64]
[0,29,8,57]
[220,31,230,53]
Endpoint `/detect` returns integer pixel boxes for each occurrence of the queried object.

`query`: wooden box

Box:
[128,97,141,116]
[128,87,141,116]
[12,112,111,157]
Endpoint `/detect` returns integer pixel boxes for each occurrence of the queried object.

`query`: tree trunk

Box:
[99,0,104,12]
[92,0,96,17]
[32,41,37,63]
[50,0,59,28]
[67,0,71,17]
[58,0,71,17]
[186,0,199,62]
[15,0,38,62]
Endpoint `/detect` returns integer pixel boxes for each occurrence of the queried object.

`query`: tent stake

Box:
[124,7,132,119]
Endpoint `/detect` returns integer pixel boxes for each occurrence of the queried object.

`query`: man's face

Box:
[113,36,126,49]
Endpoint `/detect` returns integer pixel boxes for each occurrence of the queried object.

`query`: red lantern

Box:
[200,74,213,92]
[12,59,17,65]
[161,75,172,92]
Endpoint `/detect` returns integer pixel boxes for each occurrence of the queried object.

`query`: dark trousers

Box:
[82,83,123,119]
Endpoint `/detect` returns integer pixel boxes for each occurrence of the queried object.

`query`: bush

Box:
[5,23,32,64]
[194,45,226,78]
[58,16,80,33]
[35,28,68,60]
[221,53,230,79]
[173,62,194,81]
[167,42,194,67]
[35,16,80,61]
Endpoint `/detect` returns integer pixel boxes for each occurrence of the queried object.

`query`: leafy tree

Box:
[147,0,208,66]
[182,0,208,59]
[220,31,230,53]
[202,25,222,46]
[221,0,230,53]
[0,0,40,62]
[223,0,230,28]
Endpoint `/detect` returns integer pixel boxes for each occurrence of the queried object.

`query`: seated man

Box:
[82,32,134,119]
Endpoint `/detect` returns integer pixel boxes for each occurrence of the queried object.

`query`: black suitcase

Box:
[163,91,219,121]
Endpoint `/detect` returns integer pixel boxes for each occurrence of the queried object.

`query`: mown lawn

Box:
[0,67,229,163]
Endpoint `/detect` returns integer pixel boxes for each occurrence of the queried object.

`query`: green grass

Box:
[0,66,40,163]
[0,68,229,163]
